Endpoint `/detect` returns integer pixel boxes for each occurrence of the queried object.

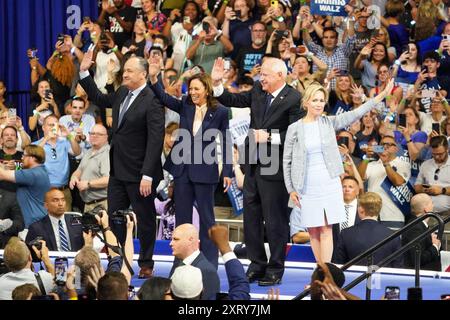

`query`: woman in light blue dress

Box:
[283,80,394,263]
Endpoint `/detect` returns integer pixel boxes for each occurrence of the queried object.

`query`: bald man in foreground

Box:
[211,57,304,286]
[169,224,220,300]
[402,193,442,271]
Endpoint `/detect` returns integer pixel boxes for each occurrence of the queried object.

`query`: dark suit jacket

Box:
[0,189,24,248]
[224,258,250,300]
[170,252,220,300]
[25,215,84,252]
[332,206,361,247]
[402,216,441,271]
[332,219,403,268]
[150,81,232,183]
[217,81,303,180]
[79,75,164,184]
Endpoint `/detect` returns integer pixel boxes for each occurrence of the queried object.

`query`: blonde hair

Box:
[4,237,30,272]
[301,83,329,110]
[358,192,382,217]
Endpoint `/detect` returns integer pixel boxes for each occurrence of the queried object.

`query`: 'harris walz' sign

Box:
[310,0,348,16]
[381,177,415,217]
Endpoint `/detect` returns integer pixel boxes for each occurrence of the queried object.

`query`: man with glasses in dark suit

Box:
[415,136,450,215]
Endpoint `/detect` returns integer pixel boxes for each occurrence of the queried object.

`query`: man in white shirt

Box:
[332,176,361,246]
[169,224,219,300]
[359,135,411,229]
[0,237,54,300]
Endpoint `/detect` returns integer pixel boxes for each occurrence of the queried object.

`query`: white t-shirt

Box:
[419,112,446,135]
[366,158,411,223]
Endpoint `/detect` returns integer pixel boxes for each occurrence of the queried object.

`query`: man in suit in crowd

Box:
[211,57,303,286]
[332,192,403,268]
[0,188,24,248]
[169,224,220,300]
[26,188,83,252]
[78,50,165,278]
[332,176,361,246]
[402,193,441,271]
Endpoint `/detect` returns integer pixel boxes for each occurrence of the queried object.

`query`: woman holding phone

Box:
[148,58,232,269]
[283,79,395,263]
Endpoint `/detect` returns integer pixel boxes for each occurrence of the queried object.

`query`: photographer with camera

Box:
[0,237,55,300]
[27,79,60,142]
[186,16,234,74]
[26,188,84,252]
[35,115,81,211]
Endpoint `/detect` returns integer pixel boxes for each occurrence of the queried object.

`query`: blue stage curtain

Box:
[0,0,98,130]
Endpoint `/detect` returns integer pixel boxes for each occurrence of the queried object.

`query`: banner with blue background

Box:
[310,0,348,16]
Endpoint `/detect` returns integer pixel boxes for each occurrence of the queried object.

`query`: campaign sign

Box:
[310,0,348,16]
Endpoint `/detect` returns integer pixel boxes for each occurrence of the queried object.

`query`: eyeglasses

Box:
[434,168,440,181]
[51,148,57,160]
[89,132,106,136]
[381,142,397,148]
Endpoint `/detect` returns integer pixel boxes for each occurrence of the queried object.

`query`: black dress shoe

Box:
[246,271,265,283]
[258,274,282,286]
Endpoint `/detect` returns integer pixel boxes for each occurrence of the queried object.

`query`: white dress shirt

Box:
[344,198,358,228]
[183,250,201,265]
[49,215,71,251]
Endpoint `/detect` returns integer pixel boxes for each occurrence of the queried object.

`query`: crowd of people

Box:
[0,0,450,299]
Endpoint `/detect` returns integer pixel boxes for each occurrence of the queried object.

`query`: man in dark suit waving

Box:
[26,188,83,252]
[211,57,304,286]
[78,50,165,278]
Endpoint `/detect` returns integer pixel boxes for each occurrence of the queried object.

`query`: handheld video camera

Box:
[81,205,104,233]
[111,209,134,225]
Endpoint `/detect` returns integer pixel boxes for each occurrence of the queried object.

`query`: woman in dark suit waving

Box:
[148,61,232,269]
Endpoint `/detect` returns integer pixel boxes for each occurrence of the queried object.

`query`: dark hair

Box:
[310,263,346,300]
[369,42,389,65]
[137,277,172,300]
[181,1,202,24]
[423,50,441,63]
[186,73,218,109]
[237,76,254,86]
[430,135,448,149]
[71,96,86,106]
[385,0,405,17]
[322,27,338,38]
[97,272,129,300]
[342,175,359,186]
[1,125,18,138]
[153,34,169,47]
[295,55,313,74]
[403,42,422,65]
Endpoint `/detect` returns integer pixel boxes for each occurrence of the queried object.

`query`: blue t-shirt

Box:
[15,165,50,227]
[33,138,71,187]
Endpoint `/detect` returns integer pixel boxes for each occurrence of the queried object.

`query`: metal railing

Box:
[293,213,449,300]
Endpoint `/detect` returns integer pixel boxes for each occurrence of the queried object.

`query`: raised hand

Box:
[148,56,161,82]
[211,58,225,86]
[80,47,94,72]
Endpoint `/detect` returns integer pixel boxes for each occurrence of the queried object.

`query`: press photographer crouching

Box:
[0,237,55,300]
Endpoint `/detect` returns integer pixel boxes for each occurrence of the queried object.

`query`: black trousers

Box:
[243,166,290,277]
[174,175,218,269]
[107,176,157,268]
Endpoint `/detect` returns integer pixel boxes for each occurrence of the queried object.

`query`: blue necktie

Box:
[118,91,134,126]
[58,220,70,252]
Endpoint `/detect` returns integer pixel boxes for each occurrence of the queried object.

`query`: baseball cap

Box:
[170,265,203,299]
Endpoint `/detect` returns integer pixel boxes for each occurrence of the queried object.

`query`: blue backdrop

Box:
[0,0,98,129]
